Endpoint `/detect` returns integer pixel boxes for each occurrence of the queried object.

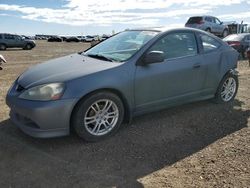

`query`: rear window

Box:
[200,34,221,52]
[223,34,245,41]
[187,17,202,24]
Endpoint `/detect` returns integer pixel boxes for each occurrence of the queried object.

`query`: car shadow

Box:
[0,99,249,188]
[1,48,25,51]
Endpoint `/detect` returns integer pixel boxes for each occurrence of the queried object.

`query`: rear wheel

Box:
[0,43,6,50]
[72,92,124,142]
[214,73,238,103]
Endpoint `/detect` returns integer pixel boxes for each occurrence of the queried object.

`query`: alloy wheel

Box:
[220,77,236,102]
[84,99,119,136]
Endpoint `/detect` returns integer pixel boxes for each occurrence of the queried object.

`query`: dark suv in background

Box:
[185,16,229,37]
[0,33,36,50]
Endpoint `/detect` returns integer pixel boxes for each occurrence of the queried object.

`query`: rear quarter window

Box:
[200,34,221,52]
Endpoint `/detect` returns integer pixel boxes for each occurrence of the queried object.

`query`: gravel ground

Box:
[0,41,249,188]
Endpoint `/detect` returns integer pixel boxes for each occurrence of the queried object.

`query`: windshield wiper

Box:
[85,53,114,62]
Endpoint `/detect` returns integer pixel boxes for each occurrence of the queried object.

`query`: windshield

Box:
[84,30,159,62]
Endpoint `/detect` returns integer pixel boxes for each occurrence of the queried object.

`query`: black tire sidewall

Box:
[215,73,238,104]
[25,44,32,50]
[0,44,6,50]
[72,92,124,142]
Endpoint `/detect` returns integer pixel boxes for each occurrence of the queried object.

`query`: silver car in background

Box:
[185,16,229,37]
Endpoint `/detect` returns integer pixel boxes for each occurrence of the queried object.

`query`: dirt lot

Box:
[0,41,249,188]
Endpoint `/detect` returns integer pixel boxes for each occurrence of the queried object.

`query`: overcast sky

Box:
[0,0,250,35]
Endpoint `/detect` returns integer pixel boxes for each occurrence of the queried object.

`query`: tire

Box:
[214,73,238,104]
[24,43,32,50]
[72,91,124,142]
[0,43,6,50]
[222,29,229,38]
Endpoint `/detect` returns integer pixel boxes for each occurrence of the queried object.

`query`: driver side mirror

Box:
[220,22,223,25]
[141,51,165,65]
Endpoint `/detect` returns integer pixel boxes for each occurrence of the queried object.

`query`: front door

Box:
[134,32,206,113]
[14,35,25,48]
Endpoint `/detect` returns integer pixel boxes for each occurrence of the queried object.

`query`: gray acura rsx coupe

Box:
[6,28,239,142]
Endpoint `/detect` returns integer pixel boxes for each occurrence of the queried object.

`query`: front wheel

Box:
[24,43,32,50]
[72,92,124,142]
[214,73,238,103]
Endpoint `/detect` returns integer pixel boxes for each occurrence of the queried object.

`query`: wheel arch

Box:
[214,69,238,103]
[0,43,7,49]
[216,69,238,93]
[70,88,132,130]
[26,42,34,48]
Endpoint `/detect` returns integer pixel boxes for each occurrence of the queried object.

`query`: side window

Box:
[205,17,212,22]
[211,17,216,23]
[0,35,2,39]
[215,18,221,25]
[200,34,221,52]
[15,35,21,40]
[149,32,198,60]
[4,34,15,40]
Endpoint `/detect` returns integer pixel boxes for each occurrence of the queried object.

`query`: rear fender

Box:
[218,49,238,80]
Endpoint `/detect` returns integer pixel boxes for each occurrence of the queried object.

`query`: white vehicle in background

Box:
[84,36,95,42]
[0,54,7,70]
[77,36,95,42]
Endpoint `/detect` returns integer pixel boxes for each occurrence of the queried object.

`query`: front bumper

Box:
[6,87,78,138]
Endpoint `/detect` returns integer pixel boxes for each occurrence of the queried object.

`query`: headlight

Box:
[19,83,65,101]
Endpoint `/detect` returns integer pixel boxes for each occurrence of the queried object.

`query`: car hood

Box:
[18,53,122,88]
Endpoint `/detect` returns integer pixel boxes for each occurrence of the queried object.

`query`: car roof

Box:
[127,27,209,34]
[0,33,18,35]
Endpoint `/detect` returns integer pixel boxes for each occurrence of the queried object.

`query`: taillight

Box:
[227,41,241,46]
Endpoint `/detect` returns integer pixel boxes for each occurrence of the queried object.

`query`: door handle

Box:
[193,63,201,69]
